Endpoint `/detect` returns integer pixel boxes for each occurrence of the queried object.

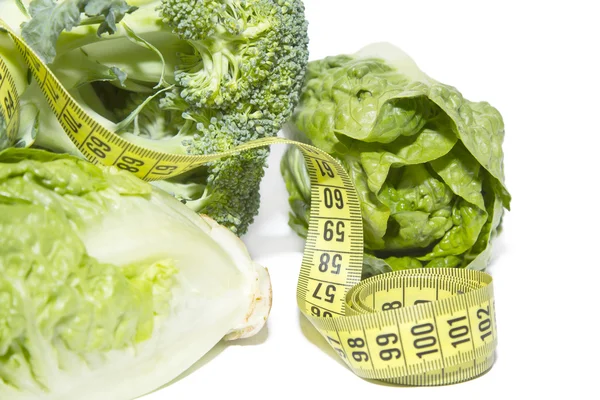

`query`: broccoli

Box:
[0,0,309,235]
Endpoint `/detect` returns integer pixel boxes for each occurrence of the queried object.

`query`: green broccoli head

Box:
[8,0,310,235]
[159,0,308,115]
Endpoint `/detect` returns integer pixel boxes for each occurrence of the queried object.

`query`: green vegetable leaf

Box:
[0,148,271,399]
[282,43,510,275]
[368,96,437,142]
[343,158,390,250]
[362,254,392,279]
[0,150,174,391]
[291,101,339,154]
[280,146,311,237]
[430,142,486,211]
[378,164,454,250]
[419,199,488,260]
[21,0,137,63]
[360,121,457,193]
[428,85,507,192]
[82,0,137,35]
[120,22,167,88]
[385,256,423,270]
[463,175,506,269]
[51,49,129,89]
[424,255,463,268]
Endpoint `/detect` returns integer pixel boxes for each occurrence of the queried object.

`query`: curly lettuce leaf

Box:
[341,157,390,249]
[418,199,487,260]
[428,85,508,200]
[378,164,454,250]
[360,120,457,193]
[463,174,505,270]
[430,142,485,211]
[280,145,311,238]
[385,256,422,271]
[282,43,510,276]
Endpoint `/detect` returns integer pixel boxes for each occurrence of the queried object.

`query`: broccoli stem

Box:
[54,6,172,58]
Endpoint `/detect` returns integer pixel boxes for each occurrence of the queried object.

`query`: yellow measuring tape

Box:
[0,20,496,386]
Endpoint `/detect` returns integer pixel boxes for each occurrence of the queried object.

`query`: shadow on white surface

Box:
[229,323,270,347]
[147,341,226,396]
[297,310,348,367]
[244,232,305,259]
[148,325,270,396]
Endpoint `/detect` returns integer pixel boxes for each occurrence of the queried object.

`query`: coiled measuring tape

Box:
[0,20,496,386]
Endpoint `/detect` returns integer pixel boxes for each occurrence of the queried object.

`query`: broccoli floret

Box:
[157,0,309,233]
[5,0,310,235]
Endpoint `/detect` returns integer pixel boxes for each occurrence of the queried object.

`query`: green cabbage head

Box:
[281,43,511,277]
[0,148,271,399]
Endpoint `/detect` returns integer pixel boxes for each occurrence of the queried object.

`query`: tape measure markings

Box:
[0,19,497,386]
[0,53,20,143]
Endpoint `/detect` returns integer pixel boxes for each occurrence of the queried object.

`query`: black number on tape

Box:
[117,156,145,173]
[376,334,403,362]
[4,90,15,119]
[411,323,439,358]
[311,306,332,318]
[414,337,436,349]
[347,338,365,348]
[323,220,345,242]
[376,333,398,346]
[327,336,346,358]
[316,159,335,178]
[46,81,60,101]
[323,188,344,209]
[447,316,471,347]
[348,338,369,362]
[152,164,178,176]
[382,301,402,311]
[477,306,493,341]
[352,351,369,362]
[62,109,82,134]
[449,326,469,339]
[412,323,434,336]
[312,283,336,303]
[318,252,342,274]
[379,348,401,361]
[86,136,111,159]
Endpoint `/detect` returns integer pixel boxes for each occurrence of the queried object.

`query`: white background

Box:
[144,1,600,399]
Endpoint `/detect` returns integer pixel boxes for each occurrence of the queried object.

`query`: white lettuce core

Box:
[64,192,273,400]
[0,152,271,400]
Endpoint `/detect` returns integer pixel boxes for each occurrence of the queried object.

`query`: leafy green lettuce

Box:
[0,148,270,399]
[281,43,510,278]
